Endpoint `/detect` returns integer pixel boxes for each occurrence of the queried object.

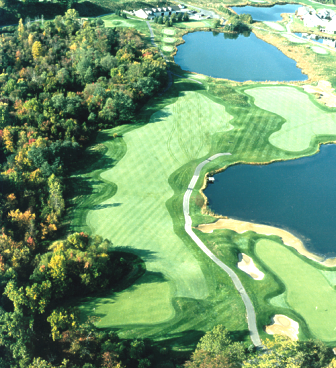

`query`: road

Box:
[183,153,262,348]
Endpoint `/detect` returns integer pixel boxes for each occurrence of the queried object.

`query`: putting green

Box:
[256,239,336,341]
[162,28,175,35]
[246,86,336,152]
[83,91,233,327]
[162,45,174,52]
[104,20,135,28]
[311,45,329,54]
[162,36,176,43]
[263,21,285,31]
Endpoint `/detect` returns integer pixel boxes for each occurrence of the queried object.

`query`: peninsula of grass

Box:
[246,86,336,152]
[70,74,336,348]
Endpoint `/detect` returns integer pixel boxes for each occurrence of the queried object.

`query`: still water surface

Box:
[174,31,307,82]
[232,4,301,21]
[204,144,336,258]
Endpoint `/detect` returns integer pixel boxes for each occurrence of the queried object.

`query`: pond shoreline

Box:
[197,140,336,267]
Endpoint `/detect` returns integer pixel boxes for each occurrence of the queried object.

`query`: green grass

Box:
[101,14,150,35]
[162,36,176,43]
[255,239,336,342]
[162,45,174,52]
[162,28,176,35]
[74,87,250,344]
[71,77,336,347]
[246,86,336,152]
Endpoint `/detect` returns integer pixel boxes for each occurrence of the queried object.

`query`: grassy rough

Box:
[256,239,336,342]
[246,86,336,152]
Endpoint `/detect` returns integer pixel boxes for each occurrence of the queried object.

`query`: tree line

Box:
[0,9,169,367]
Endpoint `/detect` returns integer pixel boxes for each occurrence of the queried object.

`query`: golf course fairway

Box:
[256,239,336,341]
[246,86,336,152]
[81,91,234,329]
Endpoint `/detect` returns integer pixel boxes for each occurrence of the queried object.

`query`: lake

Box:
[174,31,307,82]
[294,32,324,44]
[232,4,301,22]
[204,144,336,258]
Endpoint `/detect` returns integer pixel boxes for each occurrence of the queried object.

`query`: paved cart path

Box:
[183,153,262,347]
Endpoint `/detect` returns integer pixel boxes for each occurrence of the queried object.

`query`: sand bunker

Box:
[196,218,336,267]
[237,253,264,280]
[303,80,336,108]
[266,314,299,340]
[264,21,285,31]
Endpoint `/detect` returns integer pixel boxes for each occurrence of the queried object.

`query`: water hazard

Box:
[204,144,336,258]
[232,4,301,22]
[174,31,307,82]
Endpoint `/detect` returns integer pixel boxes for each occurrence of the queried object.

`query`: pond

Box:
[232,4,301,22]
[204,144,336,258]
[174,31,307,82]
[294,32,323,43]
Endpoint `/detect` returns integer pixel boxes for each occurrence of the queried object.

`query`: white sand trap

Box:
[264,21,285,31]
[237,253,264,280]
[266,314,299,340]
[196,218,336,267]
[162,37,176,43]
[162,28,175,35]
[284,34,308,43]
[311,45,329,54]
[303,80,336,107]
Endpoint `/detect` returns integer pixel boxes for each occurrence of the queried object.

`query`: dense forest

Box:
[0,9,170,367]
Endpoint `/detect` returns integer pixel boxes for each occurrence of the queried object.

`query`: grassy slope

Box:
[256,239,336,342]
[71,75,336,347]
[246,86,336,152]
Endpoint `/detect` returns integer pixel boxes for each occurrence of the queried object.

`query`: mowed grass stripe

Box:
[83,92,233,327]
[246,86,336,152]
[256,239,336,341]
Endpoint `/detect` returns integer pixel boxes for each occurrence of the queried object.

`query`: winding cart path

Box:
[183,153,262,347]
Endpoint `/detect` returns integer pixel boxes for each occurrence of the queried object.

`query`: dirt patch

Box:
[237,253,264,280]
[266,314,299,340]
[195,218,336,267]
[303,80,336,108]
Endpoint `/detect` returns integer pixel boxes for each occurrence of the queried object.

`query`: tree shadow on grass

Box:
[92,203,122,210]
[113,246,158,262]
